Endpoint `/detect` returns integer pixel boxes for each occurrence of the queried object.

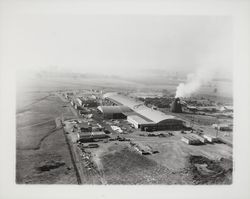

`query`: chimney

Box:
[171,97,182,113]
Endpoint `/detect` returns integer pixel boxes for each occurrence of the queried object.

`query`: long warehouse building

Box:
[102,92,184,131]
[97,105,132,119]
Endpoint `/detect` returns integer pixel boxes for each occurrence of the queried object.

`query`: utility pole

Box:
[190,116,194,133]
[216,116,219,138]
[61,113,64,122]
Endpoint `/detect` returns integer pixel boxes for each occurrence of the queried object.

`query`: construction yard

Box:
[73,130,232,184]
[60,89,232,185]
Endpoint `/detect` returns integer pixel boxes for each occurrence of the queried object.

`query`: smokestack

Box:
[171,97,182,113]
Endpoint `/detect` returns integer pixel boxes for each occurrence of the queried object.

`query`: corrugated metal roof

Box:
[136,108,176,123]
[127,115,154,124]
[105,92,180,123]
[97,105,132,114]
[104,93,142,108]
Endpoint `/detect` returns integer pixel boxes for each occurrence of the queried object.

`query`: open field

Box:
[16,91,78,184]
[16,128,77,184]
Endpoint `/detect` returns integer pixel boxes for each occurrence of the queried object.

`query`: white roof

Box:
[103,92,118,99]
[97,105,132,114]
[104,92,142,108]
[127,115,154,125]
[224,106,233,110]
[136,108,176,123]
[105,92,180,123]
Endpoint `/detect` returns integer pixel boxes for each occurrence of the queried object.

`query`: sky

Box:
[1,3,233,78]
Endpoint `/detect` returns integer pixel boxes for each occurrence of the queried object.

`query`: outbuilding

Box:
[77,131,108,142]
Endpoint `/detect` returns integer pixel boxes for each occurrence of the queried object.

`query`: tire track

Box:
[17,119,55,130]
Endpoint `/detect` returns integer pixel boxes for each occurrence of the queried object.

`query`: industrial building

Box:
[78,122,103,132]
[127,115,155,129]
[77,122,107,142]
[171,98,182,113]
[76,98,83,106]
[97,105,132,119]
[79,123,92,132]
[102,92,184,131]
[77,131,108,142]
[75,97,99,108]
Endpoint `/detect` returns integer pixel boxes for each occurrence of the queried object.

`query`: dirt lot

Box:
[16,92,78,184]
[92,142,232,184]
[101,146,190,184]
[79,128,232,184]
[187,155,232,184]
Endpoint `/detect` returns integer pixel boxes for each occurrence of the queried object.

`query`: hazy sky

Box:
[1,5,233,78]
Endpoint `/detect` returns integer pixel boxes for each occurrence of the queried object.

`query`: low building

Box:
[79,123,92,132]
[91,123,103,132]
[130,142,156,155]
[212,124,233,131]
[223,106,233,112]
[203,134,219,142]
[77,131,108,142]
[76,98,83,106]
[82,99,99,107]
[75,105,85,110]
[181,134,202,145]
[186,106,198,112]
[89,95,97,100]
[79,108,90,115]
[190,133,207,143]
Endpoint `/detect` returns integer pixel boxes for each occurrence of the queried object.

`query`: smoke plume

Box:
[175,67,215,98]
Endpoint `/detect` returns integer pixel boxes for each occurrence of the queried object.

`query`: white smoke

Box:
[175,67,215,98]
